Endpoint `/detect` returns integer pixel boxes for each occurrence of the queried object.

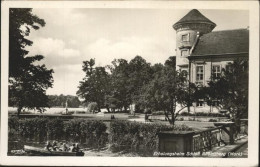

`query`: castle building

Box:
[173,9,249,109]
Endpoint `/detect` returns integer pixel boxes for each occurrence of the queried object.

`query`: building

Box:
[173,9,249,111]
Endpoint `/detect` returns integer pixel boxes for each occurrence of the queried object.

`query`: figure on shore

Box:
[52,140,58,151]
[45,141,52,151]
[60,143,69,151]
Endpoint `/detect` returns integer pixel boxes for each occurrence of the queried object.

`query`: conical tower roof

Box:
[173,9,216,30]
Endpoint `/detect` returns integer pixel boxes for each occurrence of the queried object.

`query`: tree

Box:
[107,56,153,113]
[128,56,153,112]
[140,57,196,125]
[87,102,98,114]
[47,95,81,108]
[107,59,131,112]
[77,59,110,112]
[9,9,54,116]
[205,59,248,132]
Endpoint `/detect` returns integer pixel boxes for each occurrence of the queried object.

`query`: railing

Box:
[240,119,248,135]
[158,121,246,156]
[192,126,226,153]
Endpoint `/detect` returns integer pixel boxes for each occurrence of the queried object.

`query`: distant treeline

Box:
[48,95,81,108]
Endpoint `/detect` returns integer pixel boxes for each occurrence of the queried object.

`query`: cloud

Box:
[26,37,82,67]
[28,37,80,58]
[85,36,172,66]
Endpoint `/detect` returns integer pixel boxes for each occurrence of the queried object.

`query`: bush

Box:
[177,117,184,121]
[64,119,107,148]
[109,120,193,154]
[8,117,108,148]
[188,117,196,121]
[208,119,218,122]
[18,117,48,141]
[180,112,226,117]
[87,102,98,113]
[151,111,165,115]
[47,118,64,140]
[8,116,20,138]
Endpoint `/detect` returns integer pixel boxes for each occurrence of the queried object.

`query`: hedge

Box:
[8,117,108,148]
[180,112,226,117]
[8,117,193,153]
[109,120,193,154]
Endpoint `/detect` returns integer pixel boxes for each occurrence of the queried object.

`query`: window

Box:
[226,64,232,73]
[212,100,220,107]
[181,49,189,57]
[196,99,204,107]
[182,34,189,42]
[196,66,204,82]
[212,65,221,79]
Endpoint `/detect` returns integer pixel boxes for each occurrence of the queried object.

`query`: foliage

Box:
[9,8,53,116]
[8,117,108,148]
[47,118,65,140]
[47,95,81,108]
[208,119,218,122]
[127,56,153,106]
[18,117,48,141]
[107,59,132,112]
[200,59,248,131]
[64,119,108,148]
[77,59,110,112]
[180,112,226,117]
[87,102,98,113]
[139,57,197,125]
[8,116,20,137]
[109,120,192,153]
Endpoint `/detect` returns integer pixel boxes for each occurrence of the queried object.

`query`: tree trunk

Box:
[124,106,128,112]
[106,107,110,113]
[17,106,22,118]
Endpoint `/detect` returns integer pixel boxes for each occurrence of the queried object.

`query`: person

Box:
[75,143,81,152]
[61,143,68,152]
[69,143,77,152]
[52,140,58,151]
[145,113,148,122]
[45,141,52,151]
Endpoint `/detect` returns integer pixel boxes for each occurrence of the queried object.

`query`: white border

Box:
[1,1,259,166]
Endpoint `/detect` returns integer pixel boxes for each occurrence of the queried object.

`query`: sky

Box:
[25,8,249,96]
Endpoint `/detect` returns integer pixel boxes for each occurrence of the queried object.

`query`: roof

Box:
[173,9,216,27]
[191,29,249,56]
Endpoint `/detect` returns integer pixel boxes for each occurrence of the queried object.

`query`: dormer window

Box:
[182,33,190,42]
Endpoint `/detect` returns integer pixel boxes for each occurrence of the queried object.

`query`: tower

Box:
[173,9,216,72]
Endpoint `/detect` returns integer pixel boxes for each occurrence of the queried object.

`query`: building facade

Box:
[173,9,249,111]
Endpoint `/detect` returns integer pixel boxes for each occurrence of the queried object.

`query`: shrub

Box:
[208,119,218,122]
[109,120,193,154]
[18,117,48,141]
[180,112,191,116]
[180,112,226,117]
[8,116,19,132]
[8,117,108,148]
[87,102,98,113]
[152,111,165,115]
[173,124,193,131]
[188,117,196,121]
[178,117,184,121]
[64,119,107,148]
[47,118,64,140]
[8,116,20,139]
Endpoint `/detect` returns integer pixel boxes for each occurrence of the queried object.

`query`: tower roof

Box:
[173,9,216,29]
